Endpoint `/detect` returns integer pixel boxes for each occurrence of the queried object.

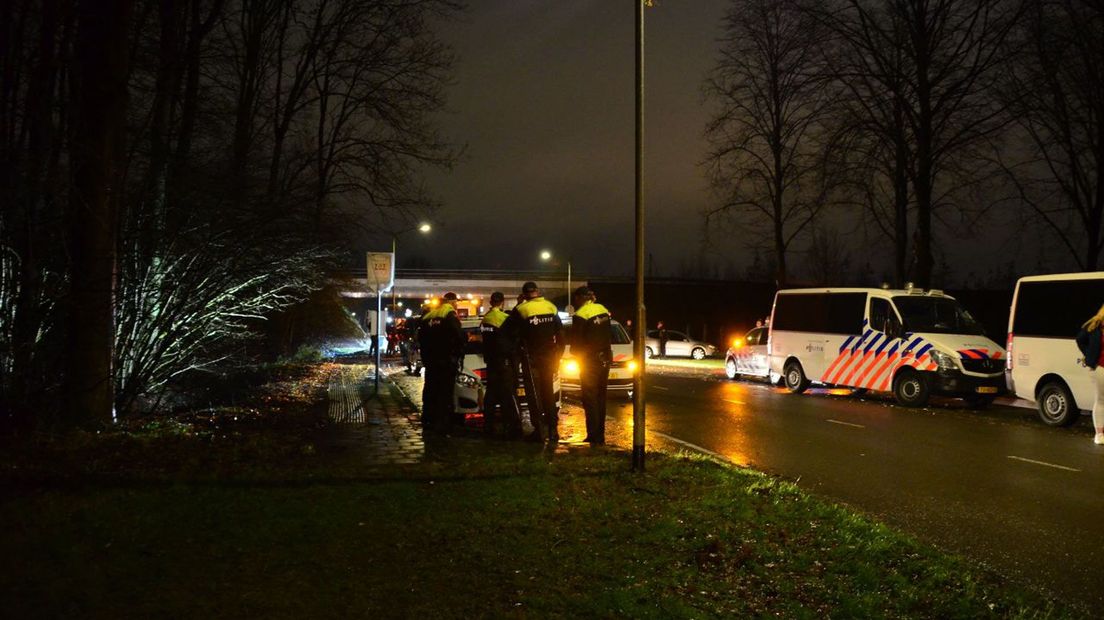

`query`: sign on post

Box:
[366,251,394,397]
[366,252,395,294]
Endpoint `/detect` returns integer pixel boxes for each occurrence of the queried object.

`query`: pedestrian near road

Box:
[1075,304,1104,445]
[480,292,522,439]
[657,321,668,359]
[571,286,612,445]
[418,293,464,435]
[504,282,564,442]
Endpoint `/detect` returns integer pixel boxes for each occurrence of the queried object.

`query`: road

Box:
[599,361,1103,614]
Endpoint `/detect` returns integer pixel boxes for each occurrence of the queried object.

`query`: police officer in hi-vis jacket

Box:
[503,282,564,442]
[417,292,464,434]
[570,286,612,445]
[480,291,522,439]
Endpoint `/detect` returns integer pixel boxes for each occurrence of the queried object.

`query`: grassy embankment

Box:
[0,365,1073,618]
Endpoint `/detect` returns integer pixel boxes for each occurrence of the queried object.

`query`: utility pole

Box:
[632,0,647,472]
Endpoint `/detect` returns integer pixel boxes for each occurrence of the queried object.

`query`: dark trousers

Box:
[580,360,609,443]
[483,358,521,437]
[658,339,667,358]
[422,361,456,433]
[522,353,559,441]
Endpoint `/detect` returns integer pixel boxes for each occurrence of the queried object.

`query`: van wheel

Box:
[691,347,707,360]
[725,358,738,380]
[893,369,930,407]
[783,360,809,394]
[644,347,654,359]
[1037,380,1078,426]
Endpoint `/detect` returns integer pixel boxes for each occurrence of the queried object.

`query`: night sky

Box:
[404,1,1040,284]
[416,1,730,277]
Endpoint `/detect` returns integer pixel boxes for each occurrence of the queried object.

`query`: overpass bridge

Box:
[335,268,588,312]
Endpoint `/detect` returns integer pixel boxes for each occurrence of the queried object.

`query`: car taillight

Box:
[474,368,487,380]
[1006,333,1013,370]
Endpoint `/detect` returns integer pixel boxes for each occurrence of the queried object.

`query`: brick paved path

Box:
[327,364,425,465]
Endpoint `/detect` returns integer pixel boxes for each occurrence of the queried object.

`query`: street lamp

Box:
[368,221,431,396]
[539,249,572,311]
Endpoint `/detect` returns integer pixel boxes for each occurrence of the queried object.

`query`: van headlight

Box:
[928,350,957,371]
[627,359,638,373]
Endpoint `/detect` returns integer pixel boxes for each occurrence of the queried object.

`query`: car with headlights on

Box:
[725,326,771,380]
[560,318,637,396]
[455,318,561,422]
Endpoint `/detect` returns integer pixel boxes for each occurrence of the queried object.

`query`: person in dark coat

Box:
[571,286,612,445]
[1075,304,1104,445]
[418,292,464,435]
[480,292,522,439]
[657,321,668,359]
[503,282,564,442]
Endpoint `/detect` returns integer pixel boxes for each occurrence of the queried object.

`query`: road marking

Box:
[652,431,730,463]
[652,385,669,391]
[826,419,865,428]
[1006,456,1081,472]
[723,398,746,405]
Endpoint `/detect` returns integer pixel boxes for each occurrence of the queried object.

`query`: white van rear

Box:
[1006,272,1104,426]
[769,288,1005,407]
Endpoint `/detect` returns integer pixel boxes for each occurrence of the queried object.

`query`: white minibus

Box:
[769,288,1006,407]
[1006,272,1104,425]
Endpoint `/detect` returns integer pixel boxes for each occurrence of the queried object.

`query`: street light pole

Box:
[632,0,647,472]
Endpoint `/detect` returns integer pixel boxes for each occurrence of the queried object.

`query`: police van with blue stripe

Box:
[768,287,1006,407]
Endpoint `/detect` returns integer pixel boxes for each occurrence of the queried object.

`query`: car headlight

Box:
[627,359,638,373]
[456,373,480,388]
[561,359,580,376]
[928,349,957,370]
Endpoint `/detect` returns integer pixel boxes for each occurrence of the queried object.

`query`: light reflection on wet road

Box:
[601,365,1104,614]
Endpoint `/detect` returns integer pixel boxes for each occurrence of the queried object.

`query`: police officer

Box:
[417,292,464,435]
[504,282,564,442]
[480,292,522,439]
[571,286,612,445]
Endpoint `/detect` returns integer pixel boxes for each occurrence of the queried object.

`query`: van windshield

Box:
[892,296,985,336]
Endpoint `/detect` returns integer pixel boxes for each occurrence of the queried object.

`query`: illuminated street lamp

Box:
[539,249,572,312]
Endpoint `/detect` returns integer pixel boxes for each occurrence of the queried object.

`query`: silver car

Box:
[644,330,717,360]
[725,326,770,380]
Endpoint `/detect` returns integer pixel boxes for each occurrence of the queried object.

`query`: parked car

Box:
[560,318,638,396]
[725,326,771,380]
[643,330,717,359]
[455,318,561,420]
[1006,272,1104,426]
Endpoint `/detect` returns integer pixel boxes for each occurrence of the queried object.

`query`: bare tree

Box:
[820,0,1023,287]
[997,0,1104,269]
[704,0,836,287]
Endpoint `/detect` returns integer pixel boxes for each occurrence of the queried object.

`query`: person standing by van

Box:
[1075,305,1104,445]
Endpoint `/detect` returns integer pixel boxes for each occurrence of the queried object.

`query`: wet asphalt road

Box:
[602,364,1104,614]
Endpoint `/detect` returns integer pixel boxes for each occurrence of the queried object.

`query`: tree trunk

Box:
[65,0,133,428]
[893,97,909,288]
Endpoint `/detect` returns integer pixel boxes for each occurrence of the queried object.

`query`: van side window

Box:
[1014,279,1104,338]
[870,298,891,333]
[773,292,865,335]
[746,328,762,346]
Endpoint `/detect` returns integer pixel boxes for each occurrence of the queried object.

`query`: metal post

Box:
[567,260,572,299]
[632,0,646,472]
[375,291,382,396]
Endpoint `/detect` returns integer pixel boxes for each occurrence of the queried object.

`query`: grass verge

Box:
[1,439,1072,618]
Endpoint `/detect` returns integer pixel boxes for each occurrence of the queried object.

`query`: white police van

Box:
[1006,272,1104,426]
[769,287,1006,407]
